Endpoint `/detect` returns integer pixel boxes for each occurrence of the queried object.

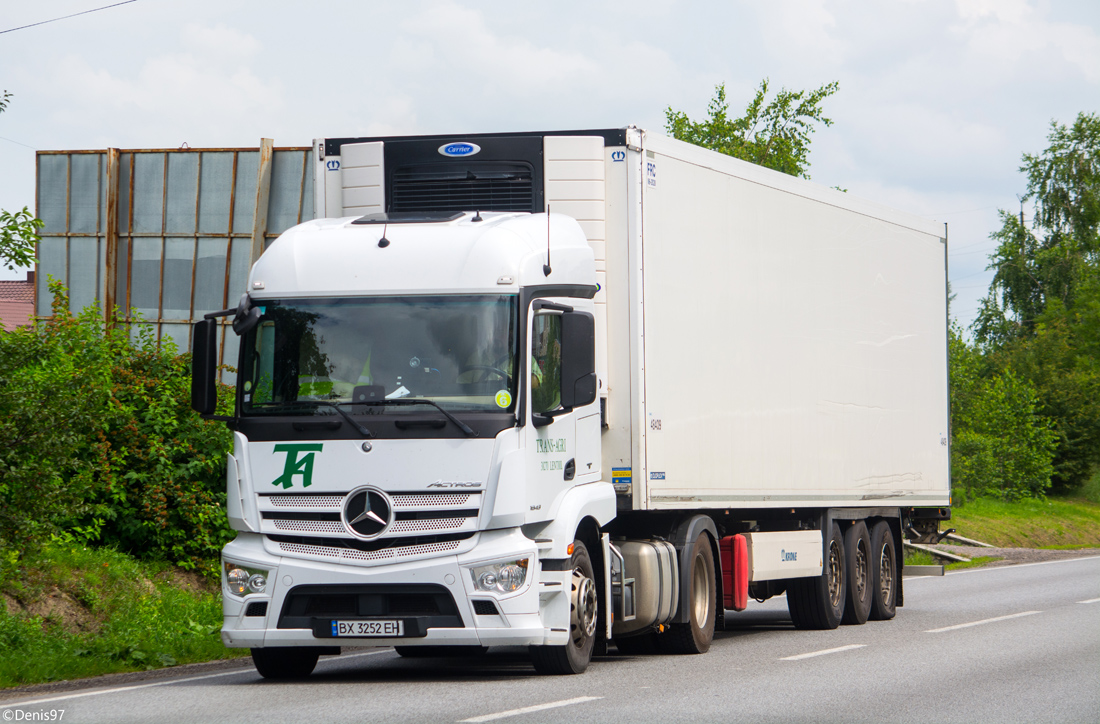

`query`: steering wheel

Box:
[458,365,512,384]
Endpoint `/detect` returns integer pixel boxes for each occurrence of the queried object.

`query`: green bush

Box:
[0,281,234,575]
[950,325,1059,502]
[0,287,113,557]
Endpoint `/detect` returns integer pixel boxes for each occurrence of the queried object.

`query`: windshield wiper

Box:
[356,398,479,438]
[248,400,373,438]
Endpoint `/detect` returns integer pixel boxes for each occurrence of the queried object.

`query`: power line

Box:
[0,1,138,35]
[0,135,36,150]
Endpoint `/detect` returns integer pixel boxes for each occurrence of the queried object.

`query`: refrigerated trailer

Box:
[191,127,950,677]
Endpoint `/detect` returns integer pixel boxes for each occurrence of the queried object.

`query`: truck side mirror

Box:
[560,311,597,409]
[191,318,219,415]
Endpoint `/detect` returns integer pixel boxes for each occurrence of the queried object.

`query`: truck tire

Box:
[658,534,716,654]
[869,521,897,620]
[250,647,320,679]
[787,522,846,630]
[841,521,872,625]
[529,540,598,675]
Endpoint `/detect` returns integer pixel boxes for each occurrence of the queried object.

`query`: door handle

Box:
[564,458,576,481]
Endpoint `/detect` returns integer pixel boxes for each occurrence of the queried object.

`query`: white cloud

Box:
[951,0,1100,82]
[396,1,600,93]
[37,23,283,145]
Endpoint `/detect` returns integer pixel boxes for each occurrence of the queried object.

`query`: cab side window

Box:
[531,314,562,414]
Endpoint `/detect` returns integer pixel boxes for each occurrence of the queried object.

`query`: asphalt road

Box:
[3,556,1097,724]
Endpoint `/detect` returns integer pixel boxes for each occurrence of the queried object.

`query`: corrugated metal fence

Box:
[35,140,313,381]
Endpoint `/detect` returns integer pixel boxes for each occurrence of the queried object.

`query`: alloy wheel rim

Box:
[828,539,843,608]
[570,568,598,646]
[879,542,893,604]
[854,539,868,602]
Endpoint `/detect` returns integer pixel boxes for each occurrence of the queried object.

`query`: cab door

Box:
[524,302,598,523]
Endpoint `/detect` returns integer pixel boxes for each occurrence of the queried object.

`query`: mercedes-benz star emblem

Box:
[342,486,394,539]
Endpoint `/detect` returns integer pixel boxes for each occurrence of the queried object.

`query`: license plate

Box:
[331,620,404,637]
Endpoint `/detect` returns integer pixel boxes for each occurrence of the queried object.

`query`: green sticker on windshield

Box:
[495,390,512,409]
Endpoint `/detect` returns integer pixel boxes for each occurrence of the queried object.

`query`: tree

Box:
[0,208,42,272]
[971,111,1100,493]
[976,112,1100,344]
[0,91,42,271]
[665,79,839,179]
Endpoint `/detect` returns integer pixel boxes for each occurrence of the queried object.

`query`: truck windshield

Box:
[239,295,519,415]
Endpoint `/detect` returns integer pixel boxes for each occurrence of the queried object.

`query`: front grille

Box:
[273,520,345,534]
[258,491,483,555]
[390,163,534,213]
[270,533,473,564]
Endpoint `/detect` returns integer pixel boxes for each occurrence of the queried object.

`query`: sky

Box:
[1,0,1098,331]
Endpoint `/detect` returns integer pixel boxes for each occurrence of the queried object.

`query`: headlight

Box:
[224,562,269,596]
[470,559,529,594]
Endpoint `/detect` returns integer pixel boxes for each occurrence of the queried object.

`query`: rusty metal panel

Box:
[198,152,234,233]
[267,149,306,234]
[232,152,258,235]
[165,153,199,234]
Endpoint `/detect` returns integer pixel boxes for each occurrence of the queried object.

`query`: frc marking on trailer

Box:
[271,444,324,489]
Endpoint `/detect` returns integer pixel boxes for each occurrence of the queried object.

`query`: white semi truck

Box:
[191,127,950,678]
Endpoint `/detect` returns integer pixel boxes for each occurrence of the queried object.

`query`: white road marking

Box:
[0,649,394,708]
[780,644,866,661]
[925,610,1041,633]
[458,696,602,722]
[1078,597,1100,604]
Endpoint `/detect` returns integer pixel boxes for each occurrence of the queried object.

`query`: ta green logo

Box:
[272,444,324,489]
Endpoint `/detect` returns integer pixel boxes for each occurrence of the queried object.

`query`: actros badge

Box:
[342,486,395,539]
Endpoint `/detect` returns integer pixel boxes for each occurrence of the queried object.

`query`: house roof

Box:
[0,280,34,303]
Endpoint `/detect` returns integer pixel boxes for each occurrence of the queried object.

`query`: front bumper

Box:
[221,530,560,649]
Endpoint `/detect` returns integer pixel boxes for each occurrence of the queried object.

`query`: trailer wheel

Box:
[250,647,320,679]
[658,534,716,654]
[530,540,597,675]
[869,521,897,620]
[787,522,846,629]
[841,521,872,625]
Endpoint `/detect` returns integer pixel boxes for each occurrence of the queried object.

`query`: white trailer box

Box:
[626,135,950,511]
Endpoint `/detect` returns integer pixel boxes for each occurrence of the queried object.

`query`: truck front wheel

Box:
[250,647,320,679]
[658,534,716,654]
[530,540,598,675]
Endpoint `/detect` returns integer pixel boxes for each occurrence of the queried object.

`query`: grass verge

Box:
[0,544,245,689]
[948,495,1100,548]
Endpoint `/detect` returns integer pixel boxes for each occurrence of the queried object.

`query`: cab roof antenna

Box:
[543,205,552,277]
